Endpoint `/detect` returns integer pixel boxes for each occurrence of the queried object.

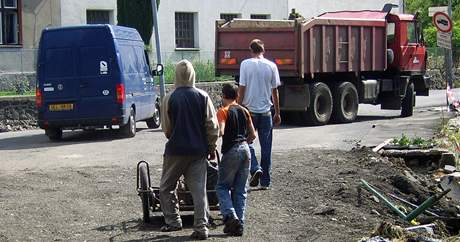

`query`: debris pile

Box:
[358,139,460,241]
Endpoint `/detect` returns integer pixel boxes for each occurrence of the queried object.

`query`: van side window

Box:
[119,45,137,74]
[134,46,149,74]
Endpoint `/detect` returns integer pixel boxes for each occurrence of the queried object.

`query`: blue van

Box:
[36,25,160,140]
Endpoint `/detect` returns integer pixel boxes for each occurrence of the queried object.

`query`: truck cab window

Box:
[407,22,417,44]
[387,22,395,44]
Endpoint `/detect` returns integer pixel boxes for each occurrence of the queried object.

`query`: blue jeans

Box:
[216,143,250,224]
[249,112,273,187]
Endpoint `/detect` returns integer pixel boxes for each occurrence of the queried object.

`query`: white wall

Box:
[60,0,117,26]
[152,0,399,63]
[152,0,289,62]
[287,0,399,19]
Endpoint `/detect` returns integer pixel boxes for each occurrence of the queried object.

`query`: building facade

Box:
[0,0,116,77]
[0,0,398,88]
[152,0,398,63]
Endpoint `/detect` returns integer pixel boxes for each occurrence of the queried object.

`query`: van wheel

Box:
[45,128,63,141]
[299,82,332,126]
[401,83,414,117]
[121,108,136,138]
[146,101,161,129]
[331,82,358,123]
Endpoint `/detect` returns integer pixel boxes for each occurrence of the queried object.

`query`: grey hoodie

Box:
[161,60,219,155]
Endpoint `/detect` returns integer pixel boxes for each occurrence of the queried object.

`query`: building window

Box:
[220,13,240,23]
[175,12,196,48]
[250,14,270,19]
[1,0,21,45]
[87,10,111,24]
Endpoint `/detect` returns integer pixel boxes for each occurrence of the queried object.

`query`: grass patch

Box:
[391,133,434,148]
[162,60,232,84]
[0,91,34,97]
[436,114,460,167]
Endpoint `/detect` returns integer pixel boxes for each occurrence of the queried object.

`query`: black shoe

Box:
[249,170,262,187]
[233,225,244,237]
[190,231,208,240]
[223,217,241,235]
[160,224,182,232]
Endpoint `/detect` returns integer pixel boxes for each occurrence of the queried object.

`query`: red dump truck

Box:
[215,8,430,125]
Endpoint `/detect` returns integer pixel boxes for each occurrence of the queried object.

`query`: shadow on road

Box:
[95,214,226,241]
[0,128,159,150]
[276,114,400,129]
[354,115,399,123]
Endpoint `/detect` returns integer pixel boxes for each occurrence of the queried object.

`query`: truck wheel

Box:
[332,82,358,123]
[45,128,63,141]
[139,163,151,223]
[121,108,136,138]
[401,83,415,117]
[300,82,332,125]
[146,101,161,129]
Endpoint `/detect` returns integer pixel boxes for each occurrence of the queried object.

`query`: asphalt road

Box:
[0,89,454,173]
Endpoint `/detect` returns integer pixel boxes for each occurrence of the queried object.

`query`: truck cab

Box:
[387,13,427,74]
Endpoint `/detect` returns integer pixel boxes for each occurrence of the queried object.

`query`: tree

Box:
[405,0,460,28]
[117,0,160,45]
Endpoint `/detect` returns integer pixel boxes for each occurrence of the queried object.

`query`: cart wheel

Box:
[139,163,151,223]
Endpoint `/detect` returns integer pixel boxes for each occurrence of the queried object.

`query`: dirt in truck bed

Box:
[0,148,458,241]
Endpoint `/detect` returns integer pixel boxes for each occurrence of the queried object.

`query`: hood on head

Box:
[175,59,195,87]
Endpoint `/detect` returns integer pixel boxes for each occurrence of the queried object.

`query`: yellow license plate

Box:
[49,103,74,111]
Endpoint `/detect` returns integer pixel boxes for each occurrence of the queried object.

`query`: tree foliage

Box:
[117,0,160,44]
[405,0,460,47]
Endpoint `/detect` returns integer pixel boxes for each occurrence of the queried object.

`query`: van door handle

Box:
[80,82,89,88]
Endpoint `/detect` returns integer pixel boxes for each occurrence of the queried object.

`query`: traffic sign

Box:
[428,6,448,16]
[433,11,453,33]
[437,31,452,49]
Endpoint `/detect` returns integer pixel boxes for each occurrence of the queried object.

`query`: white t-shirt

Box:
[239,57,281,113]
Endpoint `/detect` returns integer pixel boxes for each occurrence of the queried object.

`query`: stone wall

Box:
[0,96,37,132]
[0,81,234,132]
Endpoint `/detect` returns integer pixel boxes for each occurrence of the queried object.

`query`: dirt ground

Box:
[0,148,458,242]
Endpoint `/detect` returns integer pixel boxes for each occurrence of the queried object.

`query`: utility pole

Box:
[446,0,454,92]
[151,0,165,100]
[399,0,404,13]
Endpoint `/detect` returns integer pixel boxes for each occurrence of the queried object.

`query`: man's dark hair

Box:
[250,39,265,54]
[222,83,238,100]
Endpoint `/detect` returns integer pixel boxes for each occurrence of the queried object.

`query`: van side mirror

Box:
[152,64,164,76]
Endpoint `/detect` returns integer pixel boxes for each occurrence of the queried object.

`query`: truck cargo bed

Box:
[216,11,388,78]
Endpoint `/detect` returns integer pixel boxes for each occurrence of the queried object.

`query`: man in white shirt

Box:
[237,39,281,190]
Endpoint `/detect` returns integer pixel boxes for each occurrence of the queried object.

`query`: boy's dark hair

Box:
[249,39,265,54]
[222,83,238,100]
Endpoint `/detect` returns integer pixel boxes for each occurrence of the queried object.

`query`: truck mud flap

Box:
[279,84,310,111]
[414,75,430,96]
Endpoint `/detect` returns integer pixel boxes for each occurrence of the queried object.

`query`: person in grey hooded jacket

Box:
[159,59,219,240]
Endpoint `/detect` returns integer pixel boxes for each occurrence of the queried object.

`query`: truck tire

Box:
[146,101,161,129]
[121,108,136,138]
[138,163,151,223]
[300,82,332,125]
[45,128,63,141]
[401,83,414,117]
[332,82,358,123]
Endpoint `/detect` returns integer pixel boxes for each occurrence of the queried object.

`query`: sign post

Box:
[433,2,454,110]
[151,0,165,100]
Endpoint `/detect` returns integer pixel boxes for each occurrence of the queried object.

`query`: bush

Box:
[162,60,231,84]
